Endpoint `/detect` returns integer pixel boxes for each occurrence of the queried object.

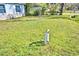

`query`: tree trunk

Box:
[59,3,64,15]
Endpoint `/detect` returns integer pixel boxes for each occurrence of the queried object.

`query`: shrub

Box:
[29,8,41,16]
[70,15,76,18]
[33,10,39,16]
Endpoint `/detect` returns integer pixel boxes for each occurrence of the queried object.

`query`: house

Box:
[0,3,25,20]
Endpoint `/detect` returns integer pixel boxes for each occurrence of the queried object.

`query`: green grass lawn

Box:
[0,16,79,56]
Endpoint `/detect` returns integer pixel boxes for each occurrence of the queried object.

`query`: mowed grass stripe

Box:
[0,16,79,56]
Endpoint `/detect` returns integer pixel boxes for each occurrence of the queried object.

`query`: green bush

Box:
[50,10,60,15]
[28,8,40,16]
[33,10,39,16]
[50,11,57,15]
[29,8,35,16]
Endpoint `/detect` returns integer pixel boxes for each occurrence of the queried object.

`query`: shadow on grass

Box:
[29,41,45,47]
[0,17,38,22]
[0,19,37,22]
[48,16,72,20]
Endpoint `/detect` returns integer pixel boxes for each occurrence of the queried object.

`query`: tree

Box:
[50,3,60,15]
[35,3,47,15]
[46,3,61,15]
[24,3,33,15]
[59,3,64,15]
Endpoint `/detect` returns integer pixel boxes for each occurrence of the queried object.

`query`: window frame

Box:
[0,4,6,13]
[15,5,21,12]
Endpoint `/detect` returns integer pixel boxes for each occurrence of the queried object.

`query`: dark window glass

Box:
[16,5,21,12]
[0,5,6,13]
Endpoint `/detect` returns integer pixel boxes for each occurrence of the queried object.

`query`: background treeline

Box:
[24,3,79,16]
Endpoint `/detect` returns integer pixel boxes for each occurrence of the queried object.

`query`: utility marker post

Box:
[44,29,50,45]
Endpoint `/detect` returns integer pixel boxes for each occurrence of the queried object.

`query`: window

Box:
[15,5,21,12]
[0,5,6,13]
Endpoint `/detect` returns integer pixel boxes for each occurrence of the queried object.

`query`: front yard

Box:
[0,16,79,56]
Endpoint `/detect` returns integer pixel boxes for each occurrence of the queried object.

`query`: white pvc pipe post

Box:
[44,29,50,45]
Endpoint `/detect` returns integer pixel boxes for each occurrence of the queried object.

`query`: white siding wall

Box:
[5,4,16,19]
[21,5,25,16]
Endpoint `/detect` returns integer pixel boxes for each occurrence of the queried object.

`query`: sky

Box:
[0,0,79,3]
